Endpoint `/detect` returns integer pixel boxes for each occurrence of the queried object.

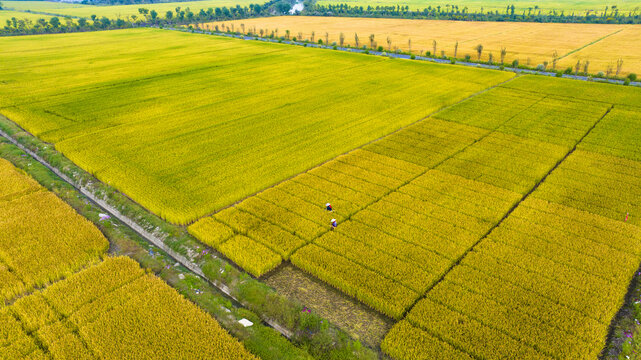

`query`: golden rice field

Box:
[2,0,257,20]
[204,17,641,75]
[0,28,511,225]
[561,25,641,76]
[189,74,641,357]
[0,158,109,304]
[316,0,641,12]
[3,26,641,358]
[2,256,257,359]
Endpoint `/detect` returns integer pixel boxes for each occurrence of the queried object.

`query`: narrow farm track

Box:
[0,128,294,339]
[400,104,616,321]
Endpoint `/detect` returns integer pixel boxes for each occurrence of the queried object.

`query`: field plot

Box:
[0,28,511,224]
[188,74,641,356]
[1,256,257,359]
[580,105,641,161]
[204,17,635,74]
[315,0,641,12]
[558,25,641,78]
[2,0,257,19]
[535,150,641,227]
[0,158,108,304]
[384,197,641,359]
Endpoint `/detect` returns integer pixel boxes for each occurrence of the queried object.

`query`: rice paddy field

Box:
[2,25,641,359]
[0,158,108,304]
[316,0,641,12]
[189,73,641,357]
[0,158,256,359]
[2,0,257,20]
[0,28,511,225]
[205,16,641,75]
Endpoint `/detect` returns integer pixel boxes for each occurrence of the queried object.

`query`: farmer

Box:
[330,219,337,229]
[326,203,333,212]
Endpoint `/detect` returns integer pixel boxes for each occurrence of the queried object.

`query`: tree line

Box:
[0,0,294,35]
[302,3,641,24]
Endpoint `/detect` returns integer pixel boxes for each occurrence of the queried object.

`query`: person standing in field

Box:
[331,219,337,229]
[326,203,333,212]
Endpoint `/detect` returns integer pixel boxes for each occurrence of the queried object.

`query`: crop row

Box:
[0,158,41,201]
[188,149,422,277]
[436,132,568,194]
[434,86,547,130]
[290,169,519,317]
[290,244,419,319]
[0,160,108,304]
[2,257,258,359]
[534,150,641,226]
[501,75,641,107]
[364,118,488,167]
[384,197,641,359]
[579,105,641,162]
[435,85,610,147]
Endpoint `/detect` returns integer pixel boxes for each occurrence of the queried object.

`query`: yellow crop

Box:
[187,75,641,357]
[534,150,641,227]
[0,159,108,304]
[203,16,639,74]
[391,197,641,359]
[3,257,258,359]
[0,28,512,224]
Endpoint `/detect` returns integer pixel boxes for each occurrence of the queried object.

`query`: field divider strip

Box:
[190,75,521,225]
[557,28,624,61]
[400,103,615,318]
[0,127,295,340]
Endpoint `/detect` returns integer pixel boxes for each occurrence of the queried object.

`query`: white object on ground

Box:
[238,318,253,327]
[178,274,185,280]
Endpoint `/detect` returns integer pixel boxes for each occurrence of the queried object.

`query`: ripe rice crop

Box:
[436,132,567,194]
[558,25,641,78]
[203,17,635,74]
[434,86,610,146]
[502,75,641,106]
[534,150,641,227]
[580,105,641,161]
[3,257,258,359]
[0,158,40,200]
[0,28,512,224]
[364,118,489,167]
[386,197,641,359]
[0,159,108,304]
[313,0,640,12]
[219,235,282,277]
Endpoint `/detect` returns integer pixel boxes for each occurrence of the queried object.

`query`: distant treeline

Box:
[302,3,641,24]
[81,0,203,5]
[1,0,293,35]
